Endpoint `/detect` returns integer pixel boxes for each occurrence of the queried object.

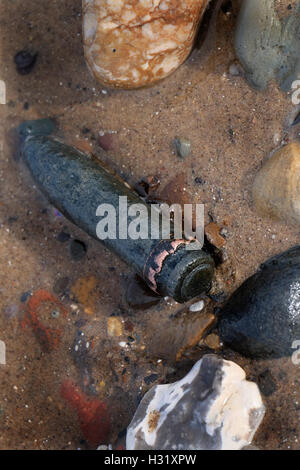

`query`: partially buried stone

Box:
[174,137,191,159]
[235,0,300,91]
[253,143,300,226]
[126,354,265,450]
[218,246,300,358]
[70,239,87,261]
[98,133,114,151]
[14,49,38,75]
[53,277,69,295]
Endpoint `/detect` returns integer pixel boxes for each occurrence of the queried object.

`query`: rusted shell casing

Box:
[21,134,214,302]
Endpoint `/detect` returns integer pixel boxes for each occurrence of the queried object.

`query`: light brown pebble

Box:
[204,333,221,350]
[83,0,210,89]
[107,317,123,337]
[253,142,300,226]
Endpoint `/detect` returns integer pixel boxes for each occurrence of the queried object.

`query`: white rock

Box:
[189,300,205,312]
[0,340,5,365]
[126,355,265,450]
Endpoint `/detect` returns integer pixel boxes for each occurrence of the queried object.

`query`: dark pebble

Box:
[194,177,205,185]
[53,277,69,295]
[14,50,38,75]
[20,291,32,302]
[70,239,87,261]
[292,111,300,127]
[144,374,159,385]
[75,319,87,328]
[57,231,70,243]
[257,369,277,397]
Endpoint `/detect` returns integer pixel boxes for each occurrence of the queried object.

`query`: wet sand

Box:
[0,0,299,450]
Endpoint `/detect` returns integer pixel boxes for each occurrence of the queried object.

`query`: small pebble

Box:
[229,62,242,76]
[51,310,60,319]
[20,291,32,303]
[257,369,277,397]
[98,133,114,151]
[194,176,205,185]
[70,239,87,261]
[53,277,69,295]
[204,333,221,350]
[174,137,191,158]
[14,50,38,75]
[189,300,205,312]
[144,374,159,385]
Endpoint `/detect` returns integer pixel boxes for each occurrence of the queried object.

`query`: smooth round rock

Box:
[82,0,209,89]
[218,246,300,358]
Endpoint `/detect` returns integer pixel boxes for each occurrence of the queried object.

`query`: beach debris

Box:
[218,246,300,358]
[20,128,215,303]
[253,143,300,226]
[126,354,265,450]
[146,309,215,362]
[82,0,210,88]
[189,299,205,312]
[98,133,114,151]
[70,239,88,261]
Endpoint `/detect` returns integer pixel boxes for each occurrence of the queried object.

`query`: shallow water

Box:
[0,0,299,450]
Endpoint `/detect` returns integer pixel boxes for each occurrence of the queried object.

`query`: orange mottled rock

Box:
[83,0,210,89]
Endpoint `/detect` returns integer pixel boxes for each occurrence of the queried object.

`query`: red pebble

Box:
[21,289,67,353]
[98,133,114,151]
[60,380,111,447]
